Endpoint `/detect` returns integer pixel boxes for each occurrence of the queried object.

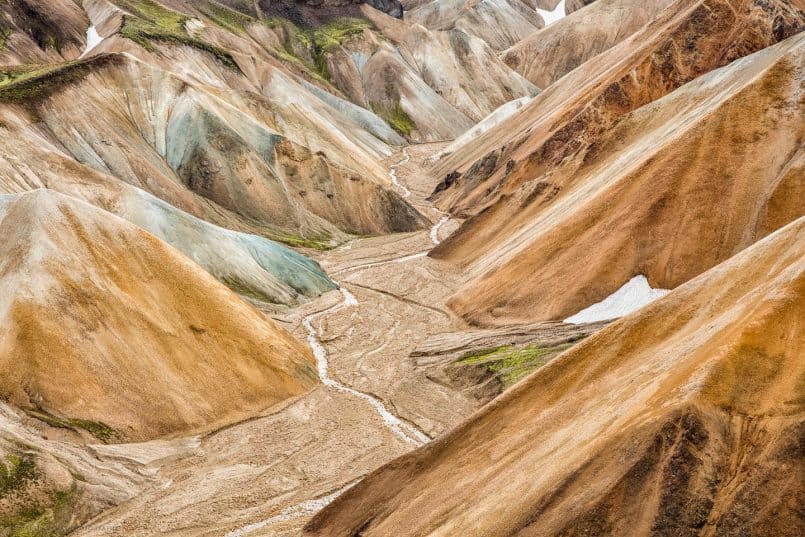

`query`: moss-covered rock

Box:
[459,342,578,389]
[112,0,240,70]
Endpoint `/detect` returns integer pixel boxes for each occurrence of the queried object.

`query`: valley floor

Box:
[69,144,481,537]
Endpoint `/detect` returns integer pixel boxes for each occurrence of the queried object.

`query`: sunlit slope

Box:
[0,190,318,441]
[306,215,805,537]
[431,7,804,326]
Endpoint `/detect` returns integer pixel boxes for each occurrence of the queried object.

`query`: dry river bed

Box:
[69,143,480,536]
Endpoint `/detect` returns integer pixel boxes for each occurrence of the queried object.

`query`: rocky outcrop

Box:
[567,0,598,11]
[412,320,608,403]
[365,0,404,18]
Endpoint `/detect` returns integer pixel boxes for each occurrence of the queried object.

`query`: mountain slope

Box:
[405,0,546,51]
[0,190,318,441]
[320,6,538,141]
[502,0,676,88]
[431,0,804,215]
[305,215,805,537]
[436,33,804,325]
[0,110,337,305]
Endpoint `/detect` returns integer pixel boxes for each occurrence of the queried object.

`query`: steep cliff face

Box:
[305,216,805,537]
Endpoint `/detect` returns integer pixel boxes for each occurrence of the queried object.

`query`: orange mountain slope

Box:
[306,215,805,537]
[0,190,318,441]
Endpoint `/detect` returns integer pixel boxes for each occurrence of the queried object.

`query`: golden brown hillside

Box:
[306,216,805,537]
[431,0,804,215]
[436,29,805,326]
[0,189,317,441]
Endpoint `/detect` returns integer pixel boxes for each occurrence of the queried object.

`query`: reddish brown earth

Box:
[0,1,802,536]
[430,1,805,326]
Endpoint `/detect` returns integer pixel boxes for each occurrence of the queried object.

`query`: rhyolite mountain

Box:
[0,1,802,536]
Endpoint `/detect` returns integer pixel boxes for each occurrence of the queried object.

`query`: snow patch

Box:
[564,275,670,324]
[537,0,566,26]
[80,26,103,58]
[430,215,449,246]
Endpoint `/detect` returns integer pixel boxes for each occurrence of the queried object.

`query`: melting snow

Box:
[564,275,670,324]
[537,0,567,26]
[81,26,103,58]
[430,215,449,245]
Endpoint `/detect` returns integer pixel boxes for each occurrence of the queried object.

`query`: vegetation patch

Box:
[1,454,37,495]
[0,56,120,104]
[370,101,415,136]
[459,342,577,389]
[112,0,240,70]
[26,409,119,444]
[266,17,370,81]
[0,481,78,537]
[260,229,335,251]
[219,276,277,304]
[199,2,254,35]
[0,24,11,50]
[307,18,370,80]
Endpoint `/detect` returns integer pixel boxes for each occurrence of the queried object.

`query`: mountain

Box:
[431,0,804,215]
[305,215,805,537]
[0,189,318,441]
[322,6,538,141]
[405,0,547,51]
[0,0,803,535]
[502,0,676,88]
[435,32,804,326]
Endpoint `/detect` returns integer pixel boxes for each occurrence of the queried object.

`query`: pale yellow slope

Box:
[0,189,318,441]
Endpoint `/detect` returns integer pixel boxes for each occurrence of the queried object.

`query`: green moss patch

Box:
[459,342,577,389]
[0,24,11,50]
[370,101,415,136]
[0,481,78,537]
[112,0,239,70]
[1,454,37,495]
[0,56,121,104]
[252,226,335,251]
[26,409,119,444]
[266,17,370,81]
[199,2,254,35]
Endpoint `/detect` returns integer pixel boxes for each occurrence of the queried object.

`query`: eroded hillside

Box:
[0,0,802,536]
